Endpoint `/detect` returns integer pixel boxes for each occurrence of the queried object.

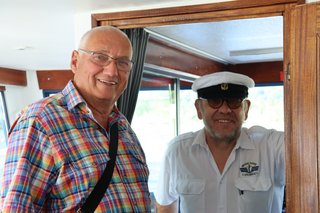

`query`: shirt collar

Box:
[62,80,87,112]
[61,80,127,129]
[235,128,255,150]
[192,128,207,147]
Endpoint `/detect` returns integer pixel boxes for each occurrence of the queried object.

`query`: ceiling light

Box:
[15,46,32,51]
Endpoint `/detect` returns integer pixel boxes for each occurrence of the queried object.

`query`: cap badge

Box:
[221,83,229,90]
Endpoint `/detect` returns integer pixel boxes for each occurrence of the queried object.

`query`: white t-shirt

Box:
[155,126,285,213]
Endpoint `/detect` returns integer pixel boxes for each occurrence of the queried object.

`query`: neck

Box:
[87,102,114,129]
[205,132,238,173]
[207,138,237,152]
[88,102,112,116]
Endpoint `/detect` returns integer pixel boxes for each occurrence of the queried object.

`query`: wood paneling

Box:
[0,67,27,86]
[146,38,283,83]
[283,4,293,212]
[92,0,301,28]
[146,38,227,76]
[98,5,286,29]
[37,70,73,90]
[287,3,320,212]
[230,61,283,84]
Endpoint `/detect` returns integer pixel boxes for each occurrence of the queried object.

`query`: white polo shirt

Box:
[155,126,285,213]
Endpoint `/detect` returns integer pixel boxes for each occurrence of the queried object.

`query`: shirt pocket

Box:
[176,179,205,213]
[235,176,272,213]
[50,154,109,210]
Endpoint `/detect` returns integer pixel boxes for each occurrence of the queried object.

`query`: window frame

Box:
[0,87,10,145]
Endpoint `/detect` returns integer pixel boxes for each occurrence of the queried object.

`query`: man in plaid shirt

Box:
[0,26,151,212]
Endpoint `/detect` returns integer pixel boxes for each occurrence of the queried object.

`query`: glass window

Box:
[245,85,284,131]
[179,80,202,134]
[131,73,177,193]
[0,89,9,189]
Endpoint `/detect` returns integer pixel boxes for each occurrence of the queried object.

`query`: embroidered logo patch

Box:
[240,162,259,176]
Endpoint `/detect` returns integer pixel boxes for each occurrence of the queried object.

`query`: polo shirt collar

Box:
[235,128,255,150]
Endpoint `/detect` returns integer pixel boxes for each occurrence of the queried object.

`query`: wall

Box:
[4,70,42,125]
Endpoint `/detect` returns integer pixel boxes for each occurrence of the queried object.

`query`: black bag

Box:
[77,123,118,213]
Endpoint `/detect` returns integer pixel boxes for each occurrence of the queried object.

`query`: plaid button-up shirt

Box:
[0,81,151,212]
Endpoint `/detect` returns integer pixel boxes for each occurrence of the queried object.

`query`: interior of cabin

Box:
[0,0,320,212]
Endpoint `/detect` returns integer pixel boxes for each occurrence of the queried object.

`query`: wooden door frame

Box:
[91,0,308,212]
[92,0,301,28]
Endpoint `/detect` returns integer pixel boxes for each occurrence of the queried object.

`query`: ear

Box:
[244,99,251,120]
[70,50,79,74]
[195,99,203,120]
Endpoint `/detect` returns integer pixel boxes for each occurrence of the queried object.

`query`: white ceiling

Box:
[0,0,282,71]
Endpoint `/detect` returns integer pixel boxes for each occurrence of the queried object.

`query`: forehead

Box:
[82,29,132,56]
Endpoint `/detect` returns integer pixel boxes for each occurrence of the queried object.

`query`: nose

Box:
[102,60,119,76]
[218,100,232,113]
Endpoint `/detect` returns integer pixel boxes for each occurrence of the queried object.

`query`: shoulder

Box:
[166,130,202,153]
[10,93,67,134]
[245,125,283,137]
[19,93,65,120]
[242,125,284,146]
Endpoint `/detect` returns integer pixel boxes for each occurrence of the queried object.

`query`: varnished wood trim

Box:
[288,3,320,212]
[283,4,293,213]
[230,61,283,84]
[37,70,73,90]
[92,0,299,26]
[95,4,287,29]
[317,4,320,212]
[0,67,27,86]
[146,38,227,76]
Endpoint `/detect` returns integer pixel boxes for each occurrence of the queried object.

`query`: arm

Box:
[0,116,54,212]
[156,200,178,213]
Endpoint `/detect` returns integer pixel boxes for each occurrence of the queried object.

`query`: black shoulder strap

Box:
[78,123,119,213]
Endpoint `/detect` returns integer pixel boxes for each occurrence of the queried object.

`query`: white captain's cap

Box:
[192,71,255,99]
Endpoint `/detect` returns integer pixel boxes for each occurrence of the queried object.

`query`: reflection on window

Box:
[0,89,9,189]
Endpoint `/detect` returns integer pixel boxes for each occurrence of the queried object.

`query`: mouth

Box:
[215,118,235,124]
[97,78,117,85]
[217,119,232,123]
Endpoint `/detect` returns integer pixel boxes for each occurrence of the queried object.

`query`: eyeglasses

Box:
[200,97,244,109]
[78,49,133,72]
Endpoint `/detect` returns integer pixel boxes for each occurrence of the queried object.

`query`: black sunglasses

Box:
[200,97,244,109]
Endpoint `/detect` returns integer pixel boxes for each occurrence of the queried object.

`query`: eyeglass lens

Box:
[79,49,133,72]
[206,98,243,109]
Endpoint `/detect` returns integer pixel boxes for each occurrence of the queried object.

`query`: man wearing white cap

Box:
[155,71,285,213]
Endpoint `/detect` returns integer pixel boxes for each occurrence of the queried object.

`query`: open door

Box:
[285,2,320,212]
[92,1,320,212]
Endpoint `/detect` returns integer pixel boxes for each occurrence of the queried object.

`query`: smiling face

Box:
[195,98,250,144]
[71,27,133,109]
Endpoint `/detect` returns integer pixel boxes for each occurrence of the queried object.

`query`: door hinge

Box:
[286,63,291,81]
